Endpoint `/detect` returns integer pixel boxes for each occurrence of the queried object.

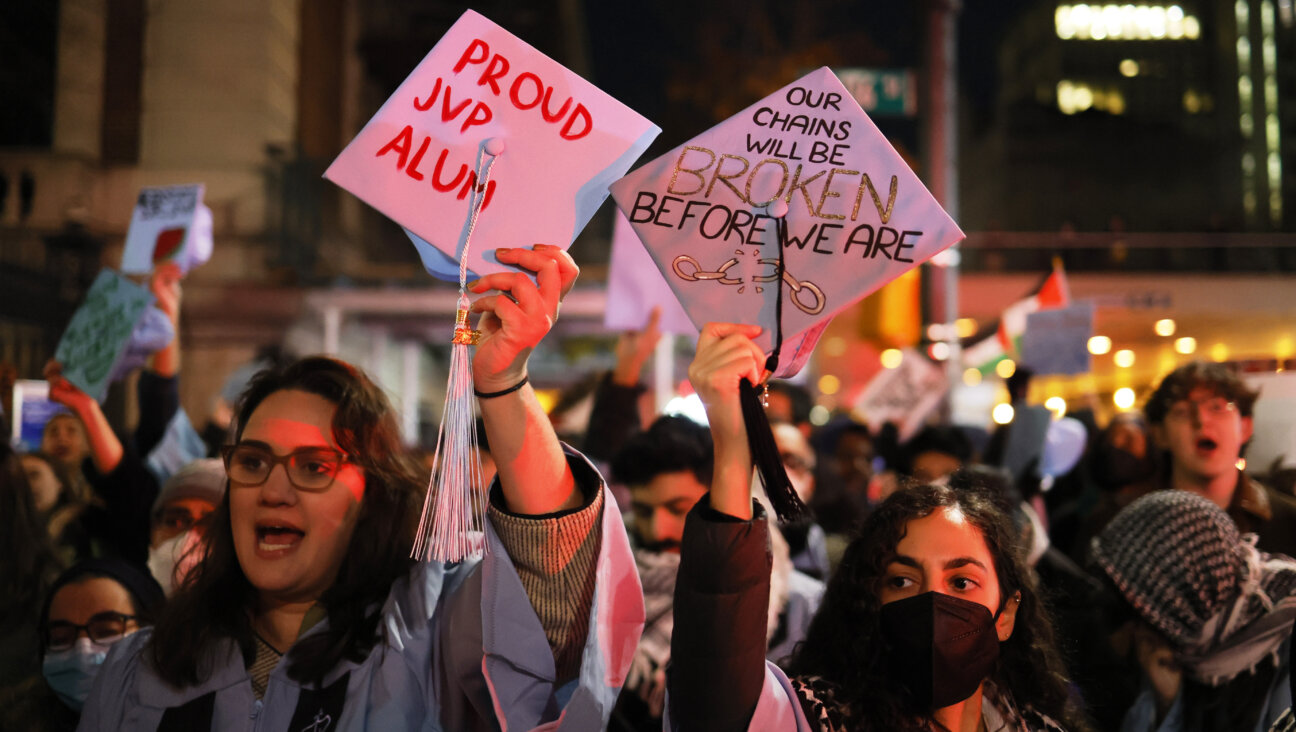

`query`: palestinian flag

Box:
[965,261,1069,374]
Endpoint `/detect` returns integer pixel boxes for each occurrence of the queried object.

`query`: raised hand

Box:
[44,360,94,413]
[687,323,766,518]
[148,262,183,376]
[149,262,183,321]
[468,244,580,514]
[612,306,662,387]
[468,244,578,393]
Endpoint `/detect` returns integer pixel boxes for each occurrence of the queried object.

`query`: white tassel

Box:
[412,140,501,563]
[413,298,487,562]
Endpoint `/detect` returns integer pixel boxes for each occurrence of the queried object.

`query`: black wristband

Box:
[474,376,528,399]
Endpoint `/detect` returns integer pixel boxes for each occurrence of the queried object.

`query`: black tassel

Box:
[740,377,805,521]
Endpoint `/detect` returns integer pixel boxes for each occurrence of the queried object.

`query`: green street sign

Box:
[836,68,917,117]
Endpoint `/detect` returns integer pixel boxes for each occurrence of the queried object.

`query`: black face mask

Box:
[878,591,1002,709]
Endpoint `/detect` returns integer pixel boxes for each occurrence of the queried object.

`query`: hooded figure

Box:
[1092,490,1296,732]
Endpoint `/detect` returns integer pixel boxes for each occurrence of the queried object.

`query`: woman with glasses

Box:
[0,558,164,732]
[79,246,643,731]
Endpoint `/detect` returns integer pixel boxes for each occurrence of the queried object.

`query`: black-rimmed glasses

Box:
[45,611,137,651]
[221,443,351,492]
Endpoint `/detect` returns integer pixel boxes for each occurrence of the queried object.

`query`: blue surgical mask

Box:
[42,637,111,711]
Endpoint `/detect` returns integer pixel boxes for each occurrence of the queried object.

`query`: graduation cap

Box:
[610,67,964,519]
[325,10,659,562]
[325,9,659,281]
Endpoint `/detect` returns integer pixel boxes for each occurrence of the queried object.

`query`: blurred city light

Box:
[1155,318,1176,336]
[963,368,983,387]
[1056,5,1200,41]
[881,348,903,369]
[818,374,841,395]
[809,405,831,426]
[665,394,709,426]
[930,342,951,361]
[1114,387,1136,409]
[1119,59,1139,77]
[1175,337,1198,354]
[1045,396,1068,418]
[1114,349,1136,368]
[1210,343,1229,362]
[993,403,1015,425]
[955,318,978,338]
[1088,335,1112,354]
[996,359,1017,379]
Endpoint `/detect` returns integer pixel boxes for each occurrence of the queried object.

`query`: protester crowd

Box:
[2,258,1295,732]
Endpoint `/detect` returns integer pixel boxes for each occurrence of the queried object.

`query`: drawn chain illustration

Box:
[672,253,826,315]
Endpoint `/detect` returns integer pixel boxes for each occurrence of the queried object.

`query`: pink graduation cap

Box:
[324,10,658,562]
[610,67,964,518]
[325,9,659,281]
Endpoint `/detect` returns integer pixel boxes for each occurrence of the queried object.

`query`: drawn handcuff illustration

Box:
[672,254,825,316]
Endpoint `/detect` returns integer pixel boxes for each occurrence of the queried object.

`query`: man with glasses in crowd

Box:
[1145,361,1296,556]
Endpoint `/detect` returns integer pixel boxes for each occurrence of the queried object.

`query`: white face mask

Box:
[148,530,202,596]
[42,637,112,711]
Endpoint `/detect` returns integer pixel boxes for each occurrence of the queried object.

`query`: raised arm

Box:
[581,307,661,463]
[146,262,182,378]
[468,244,580,515]
[136,263,183,456]
[688,322,766,518]
[668,323,777,732]
[44,361,123,475]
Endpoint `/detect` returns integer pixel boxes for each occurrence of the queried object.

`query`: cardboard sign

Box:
[1020,303,1094,376]
[854,349,948,441]
[610,67,964,367]
[121,185,211,274]
[1001,404,1054,483]
[325,9,659,282]
[9,380,69,452]
[54,269,156,402]
[605,211,696,335]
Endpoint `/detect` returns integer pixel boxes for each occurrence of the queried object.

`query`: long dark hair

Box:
[149,356,424,687]
[786,482,1088,731]
[0,444,62,625]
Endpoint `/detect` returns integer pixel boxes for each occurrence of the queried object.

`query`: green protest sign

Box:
[54,269,155,401]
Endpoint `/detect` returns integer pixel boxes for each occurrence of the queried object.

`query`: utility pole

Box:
[925,0,962,405]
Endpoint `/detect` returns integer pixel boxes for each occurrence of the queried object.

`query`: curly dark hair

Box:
[149,356,424,687]
[785,481,1090,731]
[1144,361,1260,424]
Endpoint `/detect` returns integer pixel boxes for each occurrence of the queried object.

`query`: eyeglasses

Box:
[45,611,137,651]
[221,443,351,492]
[1166,397,1238,424]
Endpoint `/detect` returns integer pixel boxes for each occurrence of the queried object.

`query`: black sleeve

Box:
[667,496,771,732]
[581,373,646,464]
[81,443,159,564]
[135,371,180,458]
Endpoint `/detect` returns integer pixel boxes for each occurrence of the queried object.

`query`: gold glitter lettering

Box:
[705,154,751,203]
[745,158,789,206]
[815,168,857,220]
[783,165,826,215]
[852,174,899,224]
[668,146,715,196]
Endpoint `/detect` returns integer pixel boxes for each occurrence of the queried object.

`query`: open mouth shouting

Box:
[255,520,306,557]
[1194,436,1218,458]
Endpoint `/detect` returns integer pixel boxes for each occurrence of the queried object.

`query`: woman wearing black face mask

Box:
[667,324,1090,732]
